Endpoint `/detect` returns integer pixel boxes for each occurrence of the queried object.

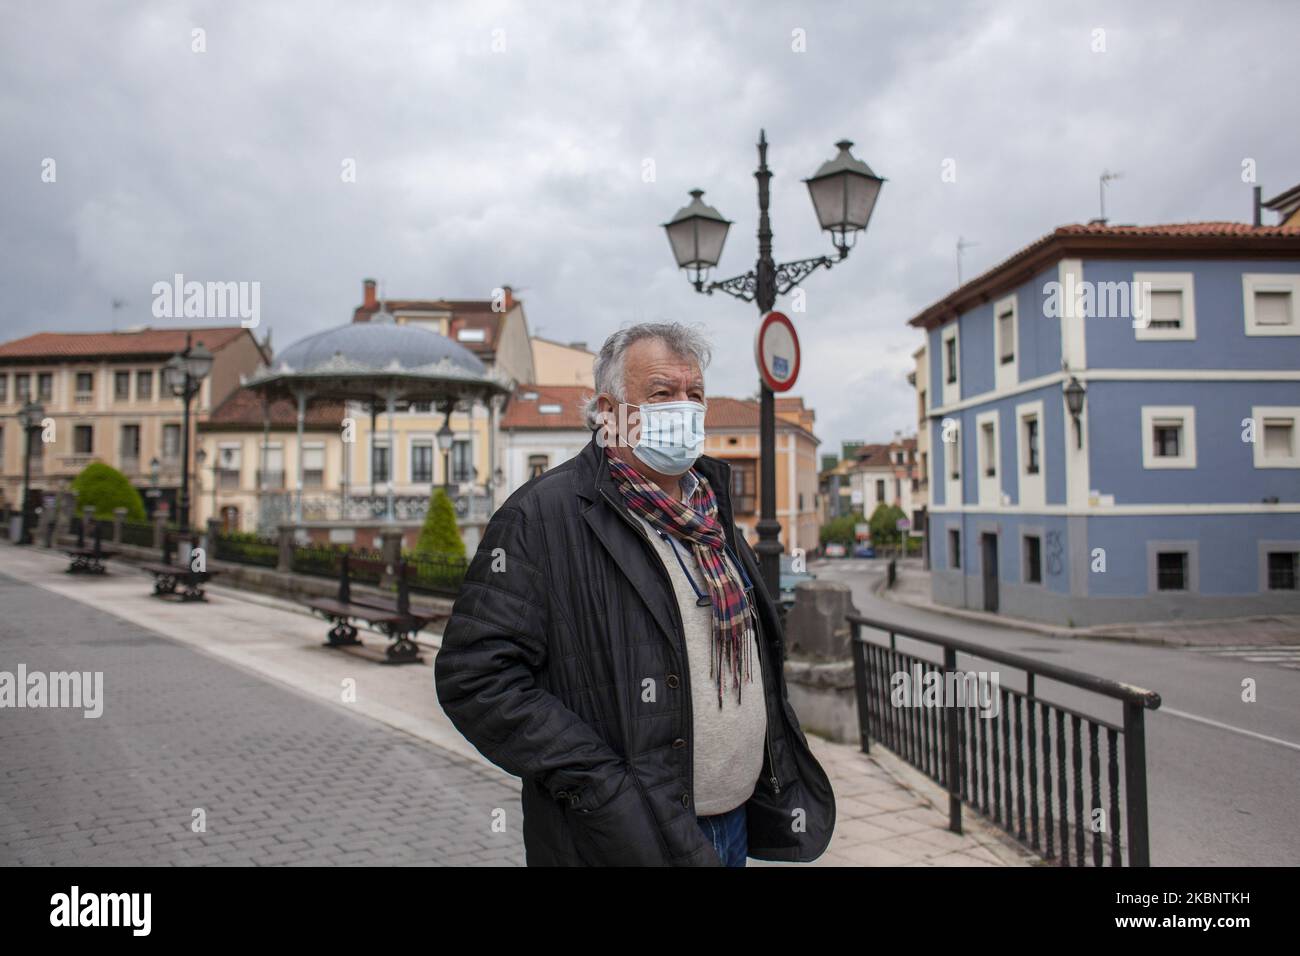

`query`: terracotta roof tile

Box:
[0,326,252,360]
[501,384,592,430]
[202,386,344,430]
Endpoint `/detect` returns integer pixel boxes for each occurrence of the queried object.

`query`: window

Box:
[451,439,474,483]
[15,374,30,401]
[114,371,131,401]
[1023,535,1042,584]
[948,529,961,569]
[998,310,1015,363]
[1243,274,1300,336]
[920,452,928,484]
[302,445,324,488]
[528,454,549,479]
[1156,552,1188,591]
[949,432,960,480]
[894,478,901,501]
[137,370,153,400]
[945,336,958,384]
[218,445,243,490]
[1251,407,1300,468]
[258,444,284,488]
[119,424,141,467]
[731,460,757,513]
[1024,417,1039,474]
[918,389,926,418]
[875,479,885,501]
[162,423,181,460]
[76,372,94,394]
[981,422,996,477]
[409,401,432,413]
[37,373,53,401]
[411,441,434,483]
[0,375,6,403]
[1141,407,1197,469]
[372,444,390,484]
[73,424,94,455]
[0,425,4,468]
[1134,272,1196,340]
[1268,552,1298,590]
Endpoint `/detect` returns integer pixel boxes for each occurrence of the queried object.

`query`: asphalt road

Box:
[810,558,1300,867]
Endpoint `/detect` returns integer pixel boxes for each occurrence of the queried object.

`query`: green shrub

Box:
[70,462,146,522]
[415,487,465,559]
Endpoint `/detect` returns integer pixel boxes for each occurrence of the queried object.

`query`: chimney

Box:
[502,285,515,310]
[363,278,377,310]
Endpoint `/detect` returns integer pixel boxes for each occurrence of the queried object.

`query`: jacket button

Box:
[666,674,680,688]
[556,790,568,800]
[672,738,686,749]
[681,793,690,808]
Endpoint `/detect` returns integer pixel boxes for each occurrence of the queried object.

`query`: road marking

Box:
[1190,645,1300,670]
[1160,707,1300,753]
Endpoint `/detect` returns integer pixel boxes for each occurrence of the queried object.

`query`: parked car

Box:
[778,554,816,610]
[823,542,847,558]
[852,543,876,559]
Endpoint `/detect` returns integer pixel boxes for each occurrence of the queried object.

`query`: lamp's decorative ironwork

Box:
[163,334,212,530]
[16,399,45,545]
[1064,376,1086,448]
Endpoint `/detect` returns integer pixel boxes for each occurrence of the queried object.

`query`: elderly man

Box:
[434,322,834,866]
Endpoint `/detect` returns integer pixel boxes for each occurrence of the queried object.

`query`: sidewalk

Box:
[0,542,1035,867]
[879,559,1300,648]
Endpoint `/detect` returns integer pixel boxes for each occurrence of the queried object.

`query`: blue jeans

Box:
[697,803,747,866]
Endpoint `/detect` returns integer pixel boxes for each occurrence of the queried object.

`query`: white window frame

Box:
[1133,272,1196,341]
[994,293,1018,391]
[1243,274,1300,336]
[941,326,960,406]
[1141,405,1197,469]
[975,409,999,506]
[1251,406,1300,468]
[1016,399,1045,508]
[409,437,435,483]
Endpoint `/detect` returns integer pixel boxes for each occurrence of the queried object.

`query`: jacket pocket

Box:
[567,768,672,866]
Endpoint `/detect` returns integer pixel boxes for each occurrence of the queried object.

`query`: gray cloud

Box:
[2,0,1297,455]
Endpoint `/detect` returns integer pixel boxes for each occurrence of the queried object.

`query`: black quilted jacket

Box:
[434,431,836,865]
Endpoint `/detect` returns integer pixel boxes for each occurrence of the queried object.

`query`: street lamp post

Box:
[437,407,455,496]
[16,400,45,545]
[663,130,884,597]
[162,334,213,530]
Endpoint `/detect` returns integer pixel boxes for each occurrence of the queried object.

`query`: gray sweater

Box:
[632,510,768,816]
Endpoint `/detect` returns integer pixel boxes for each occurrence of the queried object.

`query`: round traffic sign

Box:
[755,311,800,392]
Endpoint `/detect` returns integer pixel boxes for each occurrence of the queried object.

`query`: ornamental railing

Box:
[849,614,1161,867]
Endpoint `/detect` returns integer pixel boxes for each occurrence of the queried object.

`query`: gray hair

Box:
[581,322,712,428]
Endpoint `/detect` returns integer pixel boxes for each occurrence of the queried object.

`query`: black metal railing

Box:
[290,543,349,579]
[214,532,279,568]
[121,521,155,548]
[849,615,1160,867]
[404,551,469,597]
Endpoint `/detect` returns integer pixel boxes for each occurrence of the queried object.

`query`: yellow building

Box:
[0,326,265,518]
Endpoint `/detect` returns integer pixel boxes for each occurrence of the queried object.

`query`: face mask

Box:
[629,400,706,476]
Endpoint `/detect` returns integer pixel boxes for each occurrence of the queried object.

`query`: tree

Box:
[819,512,863,548]
[868,502,906,545]
[70,462,147,522]
[415,487,466,559]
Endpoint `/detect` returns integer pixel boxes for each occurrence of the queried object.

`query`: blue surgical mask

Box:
[631,400,706,476]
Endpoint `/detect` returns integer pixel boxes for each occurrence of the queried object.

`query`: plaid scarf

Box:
[606,447,755,708]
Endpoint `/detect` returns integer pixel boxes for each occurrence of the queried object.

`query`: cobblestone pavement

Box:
[0,571,523,866]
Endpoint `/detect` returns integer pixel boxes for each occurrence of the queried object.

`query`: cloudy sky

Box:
[4,0,1298,456]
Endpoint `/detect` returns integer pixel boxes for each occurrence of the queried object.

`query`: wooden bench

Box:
[65,521,118,575]
[139,531,221,602]
[304,553,437,665]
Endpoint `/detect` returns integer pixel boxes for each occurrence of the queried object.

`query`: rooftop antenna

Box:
[1099,169,1122,223]
[111,297,126,332]
[956,236,979,285]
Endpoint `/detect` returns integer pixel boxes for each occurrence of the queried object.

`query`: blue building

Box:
[909,221,1300,626]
